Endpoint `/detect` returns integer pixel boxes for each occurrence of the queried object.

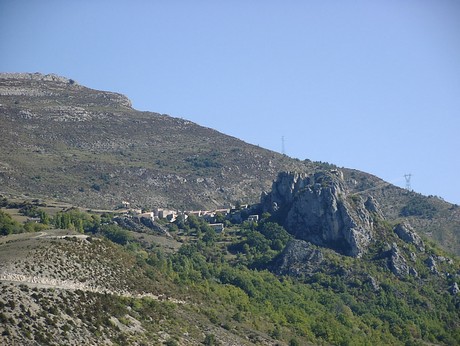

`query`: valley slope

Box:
[0,73,458,255]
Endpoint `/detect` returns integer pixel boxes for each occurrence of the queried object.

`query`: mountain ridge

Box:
[0,72,459,256]
[0,72,313,210]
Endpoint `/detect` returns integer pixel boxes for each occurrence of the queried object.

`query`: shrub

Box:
[0,210,23,235]
[203,333,219,345]
[100,224,132,245]
[400,196,437,219]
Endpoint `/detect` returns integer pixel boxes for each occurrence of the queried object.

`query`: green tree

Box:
[38,210,50,224]
[202,228,217,245]
[100,224,132,245]
[214,212,226,223]
[24,222,47,233]
[0,210,22,235]
[187,214,201,230]
[258,222,291,250]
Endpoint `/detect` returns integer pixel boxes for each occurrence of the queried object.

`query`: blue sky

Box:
[1,1,459,204]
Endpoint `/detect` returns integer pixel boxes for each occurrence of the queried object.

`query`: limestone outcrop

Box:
[270,239,324,277]
[426,256,439,275]
[364,196,384,219]
[393,222,425,251]
[0,72,76,84]
[261,170,378,257]
[388,243,410,277]
[0,72,132,108]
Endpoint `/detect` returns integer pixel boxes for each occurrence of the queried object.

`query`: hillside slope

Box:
[0,73,459,255]
[0,73,310,210]
[1,217,458,345]
[0,230,287,345]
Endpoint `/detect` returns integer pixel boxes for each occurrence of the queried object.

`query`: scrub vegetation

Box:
[1,200,458,345]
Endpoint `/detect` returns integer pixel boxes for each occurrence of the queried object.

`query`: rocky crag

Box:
[262,170,459,287]
[261,170,377,257]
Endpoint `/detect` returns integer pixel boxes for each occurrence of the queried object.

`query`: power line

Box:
[404,173,412,191]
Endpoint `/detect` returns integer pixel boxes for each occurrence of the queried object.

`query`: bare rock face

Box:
[364,196,384,220]
[262,170,377,257]
[426,256,439,275]
[393,222,425,251]
[270,239,324,277]
[388,243,410,277]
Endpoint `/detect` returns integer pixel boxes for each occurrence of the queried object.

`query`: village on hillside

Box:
[117,200,260,233]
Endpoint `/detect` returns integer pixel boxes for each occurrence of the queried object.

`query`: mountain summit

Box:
[0,73,309,210]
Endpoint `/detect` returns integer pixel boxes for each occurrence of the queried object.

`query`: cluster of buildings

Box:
[119,200,259,233]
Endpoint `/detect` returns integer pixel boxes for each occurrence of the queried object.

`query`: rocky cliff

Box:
[270,239,324,276]
[261,171,457,281]
[262,170,379,257]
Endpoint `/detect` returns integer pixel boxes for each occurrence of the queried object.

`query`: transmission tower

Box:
[404,173,412,191]
[281,136,286,155]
